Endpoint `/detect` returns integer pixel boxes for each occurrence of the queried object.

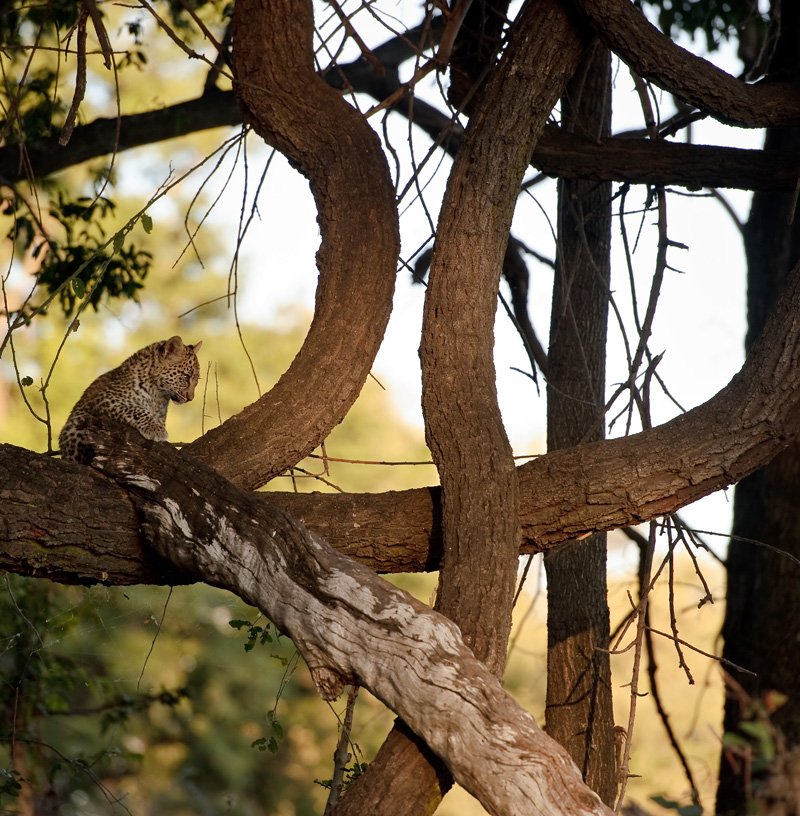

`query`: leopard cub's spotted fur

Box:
[59,336,202,462]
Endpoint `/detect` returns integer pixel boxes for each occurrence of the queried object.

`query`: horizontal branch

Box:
[2,87,795,192]
[77,422,610,816]
[4,259,800,584]
[2,10,797,195]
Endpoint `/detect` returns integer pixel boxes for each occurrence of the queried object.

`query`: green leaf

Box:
[113,231,124,253]
[20,376,33,387]
[72,277,86,297]
[651,795,681,811]
[740,721,770,741]
[141,212,153,233]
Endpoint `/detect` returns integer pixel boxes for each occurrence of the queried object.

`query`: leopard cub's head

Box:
[153,336,203,404]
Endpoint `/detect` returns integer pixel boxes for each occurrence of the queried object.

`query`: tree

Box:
[3,1,800,814]
[718,1,800,812]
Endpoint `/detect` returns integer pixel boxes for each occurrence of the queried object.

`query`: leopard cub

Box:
[59,335,202,462]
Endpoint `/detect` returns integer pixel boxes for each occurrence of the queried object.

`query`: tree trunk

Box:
[718,6,800,812]
[543,42,616,805]
[331,1,587,812]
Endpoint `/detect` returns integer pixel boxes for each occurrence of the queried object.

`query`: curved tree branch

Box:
[573,0,800,127]
[181,0,400,489]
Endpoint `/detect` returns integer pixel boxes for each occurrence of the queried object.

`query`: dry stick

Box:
[365,59,436,118]
[615,70,674,812]
[435,0,474,66]
[327,0,384,75]
[615,521,657,812]
[671,515,716,601]
[138,0,229,78]
[175,0,226,57]
[325,685,360,815]
[643,616,702,806]
[665,523,695,684]
[59,8,88,146]
[619,524,713,805]
[84,0,113,69]
[648,627,755,677]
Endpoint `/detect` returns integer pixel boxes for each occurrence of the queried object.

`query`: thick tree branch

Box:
[2,88,797,192]
[573,0,800,127]
[75,423,611,816]
[422,0,586,676]
[181,0,399,489]
[2,9,798,194]
[4,259,800,584]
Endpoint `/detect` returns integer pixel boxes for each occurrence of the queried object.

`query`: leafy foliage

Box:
[6,193,152,318]
[641,0,767,52]
[229,617,280,652]
[316,760,370,791]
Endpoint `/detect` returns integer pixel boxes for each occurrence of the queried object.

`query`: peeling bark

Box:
[75,422,611,816]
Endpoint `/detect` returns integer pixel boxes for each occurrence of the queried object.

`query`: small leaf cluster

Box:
[315,761,369,791]
[99,687,189,730]
[650,794,702,816]
[0,768,22,800]
[7,69,66,143]
[252,710,285,754]
[6,193,152,318]
[229,617,279,652]
[642,0,766,52]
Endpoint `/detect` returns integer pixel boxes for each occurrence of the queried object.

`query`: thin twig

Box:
[324,685,359,814]
[327,0,384,75]
[84,0,113,68]
[137,587,173,691]
[59,8,89,146]
[614,521,657,812]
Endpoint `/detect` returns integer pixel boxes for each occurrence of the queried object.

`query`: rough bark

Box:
[333,1,588,811]
[3,91,798,192]
[181,0,399,490]
[718,7,800,809]
[573,0,800,127]
[544,41,615,804]
[75,421,611,816]
[5,248,800,585]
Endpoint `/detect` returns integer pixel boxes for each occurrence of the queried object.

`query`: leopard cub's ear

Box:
[190,340,203,353]
[158,336,184,358]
